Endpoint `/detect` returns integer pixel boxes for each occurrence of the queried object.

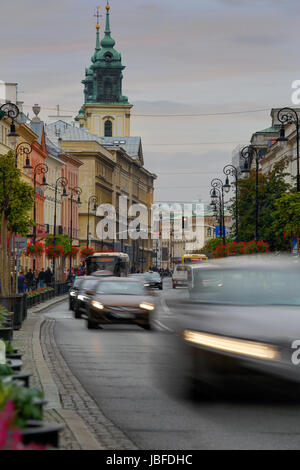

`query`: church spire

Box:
[101,1,115,48]
[94,6,101,52]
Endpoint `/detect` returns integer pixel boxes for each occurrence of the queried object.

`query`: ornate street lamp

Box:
[277,108,300,192]
[15,142,33,170]
[69,186,82,270]
[87,196,98,248]
[32,163,48,273]
[240,145,260,241]
[223,164,239,242]
[0,102,20,147]
[53,177,68,282]
[211,179,226,245]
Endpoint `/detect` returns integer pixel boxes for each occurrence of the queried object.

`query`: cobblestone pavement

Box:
[13,309,81,450]
[41,319,138,450]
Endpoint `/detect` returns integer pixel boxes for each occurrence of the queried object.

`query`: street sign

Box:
[12,237,27,254]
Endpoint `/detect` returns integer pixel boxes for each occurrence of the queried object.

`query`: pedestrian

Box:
[45,268,52,287]
[25,268,34,292]
[18,271,26,294]
[37,269,46,289]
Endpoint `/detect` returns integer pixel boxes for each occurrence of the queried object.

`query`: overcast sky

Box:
[1,0,300,201]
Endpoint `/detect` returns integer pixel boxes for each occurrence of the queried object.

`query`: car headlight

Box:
[70,291,76,297]
[91,300,104,310]
[140,302,155,311]
[78,295,87,301]
[144,283,150,287]
[183,330,280,361]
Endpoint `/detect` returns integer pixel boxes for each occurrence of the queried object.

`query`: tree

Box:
[229,161,292,251]
[271,193,300,244]
[0,152,34,296]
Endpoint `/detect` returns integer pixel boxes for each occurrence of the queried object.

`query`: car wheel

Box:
[160,285,163,290]
[141,323,151,330]
[87,319,97,330]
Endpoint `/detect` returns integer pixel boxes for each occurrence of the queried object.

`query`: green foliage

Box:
[271,193,300,237]
[202,237,233,256]
[45,234,71,254]
[0,305,9,329]
[0,381,43,428]
[0,364,13,376]
[229,161,292,251]
[0,152,34,235]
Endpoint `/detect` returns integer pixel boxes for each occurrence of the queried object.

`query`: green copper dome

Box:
[81,3,130,106]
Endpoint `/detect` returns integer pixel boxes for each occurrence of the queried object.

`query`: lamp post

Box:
[0,102,20,147]
[69,186,82,270]
[211,179,226,245]
[277,107,300,192]
[87,196,98,248]
[240,145,260,241]
[32,163,48,273]
[210,188,224,243]
[223,164,238,242]
[53,177,68,282]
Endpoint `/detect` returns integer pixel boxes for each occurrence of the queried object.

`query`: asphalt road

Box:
[44,279,300,450]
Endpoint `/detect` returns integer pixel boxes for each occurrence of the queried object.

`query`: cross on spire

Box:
[94,5,102,27]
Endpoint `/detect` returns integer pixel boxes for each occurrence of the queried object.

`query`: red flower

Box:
[45,245,64,259]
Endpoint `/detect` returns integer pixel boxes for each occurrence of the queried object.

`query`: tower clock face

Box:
[105,53,112,62]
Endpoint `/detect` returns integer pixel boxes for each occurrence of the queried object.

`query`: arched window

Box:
[105,120,113,137]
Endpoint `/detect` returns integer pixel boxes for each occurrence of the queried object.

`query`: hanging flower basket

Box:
[45,245,64,259]
[80,247,95,259]
[25,242,44,257]
[66,246,79,258]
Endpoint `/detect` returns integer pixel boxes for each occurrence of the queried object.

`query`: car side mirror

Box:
[86,290,95,296]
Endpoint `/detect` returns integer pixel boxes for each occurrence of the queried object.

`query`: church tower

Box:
[76,2,132,137]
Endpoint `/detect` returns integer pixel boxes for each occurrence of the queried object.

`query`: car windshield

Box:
[72,278,82,288]
[191,268,300,306]
[145,273,160,280]
[96,281,145,296]
[81,279,99,290]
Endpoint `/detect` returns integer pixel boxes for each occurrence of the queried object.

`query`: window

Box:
[105,120,113,137]
[207,227,212,237]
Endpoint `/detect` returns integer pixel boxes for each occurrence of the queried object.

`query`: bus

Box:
[86,252,130,277]
[182,254,208,265]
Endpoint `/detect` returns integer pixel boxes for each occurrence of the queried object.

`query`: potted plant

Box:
[0,306,13,342]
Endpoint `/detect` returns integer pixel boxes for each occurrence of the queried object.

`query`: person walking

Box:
[25,269,34,292]
[37,269,46,289]
[45,268,53,287]
[18,271,26,294]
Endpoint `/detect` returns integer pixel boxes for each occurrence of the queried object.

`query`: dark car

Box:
[73,276,100,319]
[143,272,163,290]
[69,277,85,311]
[158,256,300,400]
[86,277,155,330]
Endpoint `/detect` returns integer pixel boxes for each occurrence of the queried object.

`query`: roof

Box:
[45,120,142,160]
[30,121,44,145]
[254,125,281,135]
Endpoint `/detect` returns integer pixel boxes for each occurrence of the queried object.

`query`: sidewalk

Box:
[12,295,136,450]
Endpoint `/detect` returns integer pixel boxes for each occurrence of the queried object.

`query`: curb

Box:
[30,296,103,450]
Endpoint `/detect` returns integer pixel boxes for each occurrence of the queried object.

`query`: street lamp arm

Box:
[223,164,238,179]
[71,186,82,198]
[0,102,19,120]
[277,107,299,127]
[55,176,68,191]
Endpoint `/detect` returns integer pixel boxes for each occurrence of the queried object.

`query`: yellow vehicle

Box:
[182,254,208,265]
